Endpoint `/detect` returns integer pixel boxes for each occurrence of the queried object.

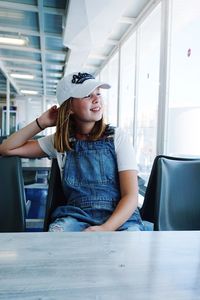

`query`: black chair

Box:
[138,175,146,197]
[0,156,26,232]
[22,170,37,185]
[43,159,67,231]
[140,155,200,230]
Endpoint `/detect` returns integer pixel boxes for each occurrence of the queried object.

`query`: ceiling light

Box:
[0,36,27,46]
[11,73,34,80]
[21,90,38,95]
[0,10,24,20]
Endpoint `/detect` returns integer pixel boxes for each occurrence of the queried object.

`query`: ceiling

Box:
[0,0,68,100]
[0,0,151,101]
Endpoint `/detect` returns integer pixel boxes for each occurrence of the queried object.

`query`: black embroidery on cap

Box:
[72,72,95,84]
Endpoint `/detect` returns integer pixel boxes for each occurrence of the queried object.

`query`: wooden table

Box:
[0,231,200,299]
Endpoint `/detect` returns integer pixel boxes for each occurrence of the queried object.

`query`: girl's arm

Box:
[0,106,58,158]
[84,170,138,231]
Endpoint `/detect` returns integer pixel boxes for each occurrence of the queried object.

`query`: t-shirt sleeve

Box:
[114,127,138,172]
[38,134,57,158]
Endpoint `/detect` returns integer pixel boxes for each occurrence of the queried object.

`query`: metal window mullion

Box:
[156,0,172,155]
[6,79,10,136]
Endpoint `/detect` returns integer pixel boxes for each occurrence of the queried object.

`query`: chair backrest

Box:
[0,156,26,232]
[43,159,67,231]
[140,155,200,230]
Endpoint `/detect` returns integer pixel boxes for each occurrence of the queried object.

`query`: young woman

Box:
[0,72,146,232]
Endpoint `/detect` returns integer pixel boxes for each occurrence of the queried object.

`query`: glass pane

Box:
[135,4,161,178]
[119,33,136,139]
[100,52,119,126]
[2,108,17,135]
[10,112,17,134]
[167,0,200,156]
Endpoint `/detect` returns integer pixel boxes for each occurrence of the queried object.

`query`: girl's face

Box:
[71,88,103,124]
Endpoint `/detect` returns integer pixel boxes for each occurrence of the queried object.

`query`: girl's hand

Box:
[38,105,59,129]
[83,225,109,232]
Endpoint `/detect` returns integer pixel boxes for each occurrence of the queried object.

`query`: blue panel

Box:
[25,188,48,219]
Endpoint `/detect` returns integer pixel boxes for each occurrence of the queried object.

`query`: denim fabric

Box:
[49,214,145,232]
[142,221,154,231]
[49,217,89,232]
[62,138,120,211]
[51,129,147,231]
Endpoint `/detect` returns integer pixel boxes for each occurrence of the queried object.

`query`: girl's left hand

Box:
[83,225,108,232]
[38,105,59,128]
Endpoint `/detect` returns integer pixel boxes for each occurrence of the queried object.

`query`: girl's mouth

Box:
[90,106,101,112]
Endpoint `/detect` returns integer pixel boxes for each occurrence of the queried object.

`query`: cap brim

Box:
[57,78,111,104]
[72,80,111,98]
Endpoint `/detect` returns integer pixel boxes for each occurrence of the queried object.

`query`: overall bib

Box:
[49,127,145,231]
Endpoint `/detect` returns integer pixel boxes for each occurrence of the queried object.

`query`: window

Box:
[100,52,119,126]
[166,0,200,156]
[119,33,136,138]
[135,4,161,178]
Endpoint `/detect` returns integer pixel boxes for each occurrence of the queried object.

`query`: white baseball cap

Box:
[56,72,111,105]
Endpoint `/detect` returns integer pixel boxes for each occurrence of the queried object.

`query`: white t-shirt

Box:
[38,127,138,175]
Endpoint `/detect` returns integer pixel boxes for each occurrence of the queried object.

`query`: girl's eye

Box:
[83,93,101,99]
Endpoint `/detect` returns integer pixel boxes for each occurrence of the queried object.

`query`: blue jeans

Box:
[48,216,153,232]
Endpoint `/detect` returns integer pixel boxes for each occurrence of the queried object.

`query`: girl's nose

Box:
[92,94,98,103]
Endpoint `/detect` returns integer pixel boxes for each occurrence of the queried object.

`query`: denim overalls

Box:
[49,126,145,231]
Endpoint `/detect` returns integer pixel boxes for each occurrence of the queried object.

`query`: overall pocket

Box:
[64,149,117,187]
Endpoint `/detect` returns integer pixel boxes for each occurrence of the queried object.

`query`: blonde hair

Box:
[54,98,106,152]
